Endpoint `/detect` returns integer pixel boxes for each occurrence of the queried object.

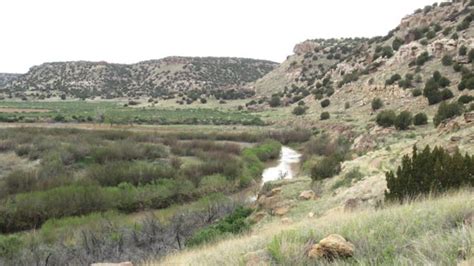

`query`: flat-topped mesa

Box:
[1,57,278,99]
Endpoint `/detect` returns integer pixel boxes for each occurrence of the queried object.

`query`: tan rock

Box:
[299,190,315,200]
[251,211,267,223]
[307,234,354,260]
[273,206,290,216]
[269,187,282,197]
[463,212,474,227]
[281,217,292,224]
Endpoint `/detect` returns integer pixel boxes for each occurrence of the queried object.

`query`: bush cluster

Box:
[386,145,474,201]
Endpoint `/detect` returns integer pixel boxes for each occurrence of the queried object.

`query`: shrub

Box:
[433,102,463,126]
[469,49,474,63]
[413,112,428,125]
[394,111,413,130]
[392,37,404,51]
[385,74,401,86]
[453,62,462,72]
[412,88,422,97]
[459,45,467,56]
[423,78,442,105]
[310,155,341,181]
[376,110,396,127]
[385,145,474,201]
[371,98,383,111]
[416,52,430,66]
[269,95,281,107]
[186,206,252,247]
[441,88,454,100]
[320,112,330,120]
[320,99,330,108]
[441,55,453,66]
[458,95,474,104]
[344,102,350,109]
[292,106,307,116]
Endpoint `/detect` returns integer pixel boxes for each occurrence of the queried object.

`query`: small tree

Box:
[433,101,463,126]
[292,106,307,116]
[459,45,467,56]
[320,99,330,108]
[394,111,413,130]
[376,110,396,128]
[269,95,281,107]
[392,37,404,51]
[320,112,330,120]
[442,55,453,66]
[310,155,341,181]
[371,98,383,111]
[413,112,428,125]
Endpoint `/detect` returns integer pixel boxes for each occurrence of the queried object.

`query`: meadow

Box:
[0,100,265,125]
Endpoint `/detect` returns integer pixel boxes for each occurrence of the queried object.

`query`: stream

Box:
[248,146,302,202]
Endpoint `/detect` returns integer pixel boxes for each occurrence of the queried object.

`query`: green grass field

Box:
[0,100,264,125]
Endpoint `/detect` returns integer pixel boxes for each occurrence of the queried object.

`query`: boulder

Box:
[299,190,316,200]
[307,234,355,260]
[281,217,292,224]
[464,212,474,227]
[269,187,282,197]
[273,206,290,216]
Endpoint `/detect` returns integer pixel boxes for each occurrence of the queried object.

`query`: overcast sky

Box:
[1,0,441,73]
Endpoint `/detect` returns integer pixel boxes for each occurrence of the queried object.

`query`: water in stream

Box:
[261,146,302,184]
[248,147,301,202]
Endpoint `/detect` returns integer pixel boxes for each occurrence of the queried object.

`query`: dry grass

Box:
[153,190,473,265]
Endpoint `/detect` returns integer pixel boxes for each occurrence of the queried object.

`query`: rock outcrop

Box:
[307,234,355,260]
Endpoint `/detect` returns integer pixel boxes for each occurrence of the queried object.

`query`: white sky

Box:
[1,0,441,73]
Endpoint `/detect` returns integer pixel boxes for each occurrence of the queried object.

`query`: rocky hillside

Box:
[0,57,277,100]
[254,0,474,118]
[0,73,20,88]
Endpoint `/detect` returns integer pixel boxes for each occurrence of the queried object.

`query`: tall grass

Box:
[158,190,473,265]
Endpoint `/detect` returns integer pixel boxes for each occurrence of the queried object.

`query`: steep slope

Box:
[0,57,277,100]
[254,0,474,121]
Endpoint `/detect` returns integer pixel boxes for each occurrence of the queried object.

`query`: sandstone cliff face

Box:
[1,57,278,99]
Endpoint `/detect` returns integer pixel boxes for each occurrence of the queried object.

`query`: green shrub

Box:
[310,155,342,181]
[394,111,413,130]
[433,102,463,126]
[371,97,383,111]
[320,99,330,108]
[413,112,428,125]
[416,52,431,66]
[458,95,474,104]
[469,49,474,63]
[441,88,454,100]
[385,74,401,86]
[392,37,404,51]
[269,95,281,107]
[386,145,474,201]
[292,106,307,116]
[423,79,442,105]
[320,112,330,120]
[186,206,252,247]
[441,55,453,66]
[412,88,422,97]
[459,45,467,56]
[376,110,396,128]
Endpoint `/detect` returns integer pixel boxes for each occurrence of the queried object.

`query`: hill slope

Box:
[0,73,20,88]
[0,57,277,100]
[254,0,474,123]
